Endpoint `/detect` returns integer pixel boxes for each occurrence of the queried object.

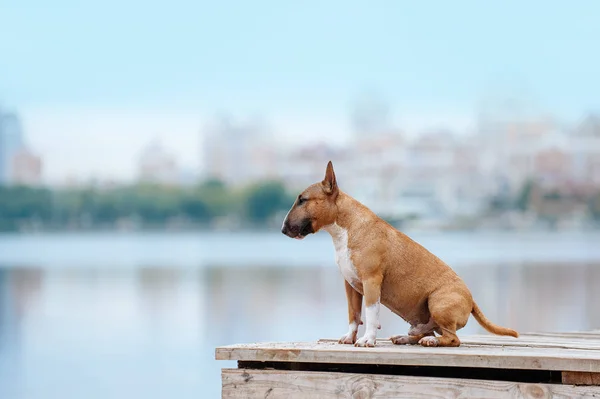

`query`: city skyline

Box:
[2,1,600,182]
[3,102,600,185]
[0,99,508,184]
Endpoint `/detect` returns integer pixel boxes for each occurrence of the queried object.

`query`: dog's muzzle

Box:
[281,219,313,240]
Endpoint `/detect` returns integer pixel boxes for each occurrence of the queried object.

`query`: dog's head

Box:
[281,161,339,240]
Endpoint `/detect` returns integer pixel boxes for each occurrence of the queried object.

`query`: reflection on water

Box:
[0,261,599,399]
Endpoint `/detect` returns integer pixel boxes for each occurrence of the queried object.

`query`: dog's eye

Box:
[298,195,306,205]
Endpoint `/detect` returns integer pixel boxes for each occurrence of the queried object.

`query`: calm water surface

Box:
[0,231,599,398]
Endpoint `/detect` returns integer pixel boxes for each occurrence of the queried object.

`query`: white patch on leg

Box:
[323,223,360,288]
[338,321,359,344]
[355,301,379,347]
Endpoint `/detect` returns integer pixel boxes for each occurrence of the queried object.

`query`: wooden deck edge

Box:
[215,344,600,373]
[221,368,600,399]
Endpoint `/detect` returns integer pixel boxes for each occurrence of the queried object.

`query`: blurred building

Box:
[11,148,43,186]
[276,142,344,191]
[276,126,489,221]
[533,131,571,188]
[334,128,488,220]
[475,111,600,193]
[138,140,179,185]
[476,110,561,192]
[405,131,488,218]
[0,110,43,186]
[342,131,406,217]
[202,115,277,186]
[570,114,600,186]
[0,111,25,184]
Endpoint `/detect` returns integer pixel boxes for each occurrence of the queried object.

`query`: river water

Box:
[0,230,598,398]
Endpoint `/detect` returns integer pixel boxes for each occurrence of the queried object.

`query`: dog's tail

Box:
[471,302,519,338]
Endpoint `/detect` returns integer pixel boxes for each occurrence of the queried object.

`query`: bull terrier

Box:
[281,161,518,347]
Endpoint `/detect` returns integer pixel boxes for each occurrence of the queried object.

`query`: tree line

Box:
[1,178,599,232]
[0,180,296,232]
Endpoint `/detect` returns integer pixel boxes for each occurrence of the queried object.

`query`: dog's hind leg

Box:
[419,326,460,347]
[419,290,470,348]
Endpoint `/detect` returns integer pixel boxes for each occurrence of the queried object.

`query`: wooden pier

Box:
[216,331,600,398]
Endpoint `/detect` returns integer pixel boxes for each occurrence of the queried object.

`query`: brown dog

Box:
[281,161,518,347]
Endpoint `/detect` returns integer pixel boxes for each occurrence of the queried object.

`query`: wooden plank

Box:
[222,369,600,398]
[463,333,600,343]
[461,336,600,351]
[523,331,600,340]
[317,336,600,351]
[364,334,600,350]
[449,333,600,344]
[563,372,600,386]
[215,340,600,372]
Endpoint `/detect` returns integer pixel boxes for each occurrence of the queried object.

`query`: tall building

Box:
[0,111,25,184]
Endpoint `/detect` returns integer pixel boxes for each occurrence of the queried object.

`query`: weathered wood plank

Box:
[461,336,600,351]
[215,340,600,372]
[523,332,600,340]
[317,336,600,351]
[563,372,600,386]
[464,334,600,343]
[442,333,600,344]
[222,369,600,398]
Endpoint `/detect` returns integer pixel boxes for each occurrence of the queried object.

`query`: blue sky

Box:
[1,0,600,182]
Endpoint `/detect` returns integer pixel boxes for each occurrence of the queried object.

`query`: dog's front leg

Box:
[355,275,382,347]
[338,280,363,344]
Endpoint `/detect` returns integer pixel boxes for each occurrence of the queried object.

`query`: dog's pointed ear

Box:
[322,161,338,196]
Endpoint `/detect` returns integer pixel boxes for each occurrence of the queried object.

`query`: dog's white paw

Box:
[354,335,376,347]
[418,336,439,347]
[338,331,357,345]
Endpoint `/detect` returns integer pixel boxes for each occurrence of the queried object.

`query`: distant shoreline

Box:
[3,222,600,236]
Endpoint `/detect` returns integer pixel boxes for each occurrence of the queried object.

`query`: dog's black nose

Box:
[281,225,288,235]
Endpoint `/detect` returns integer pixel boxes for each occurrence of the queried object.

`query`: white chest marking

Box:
[324,223,360,286]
